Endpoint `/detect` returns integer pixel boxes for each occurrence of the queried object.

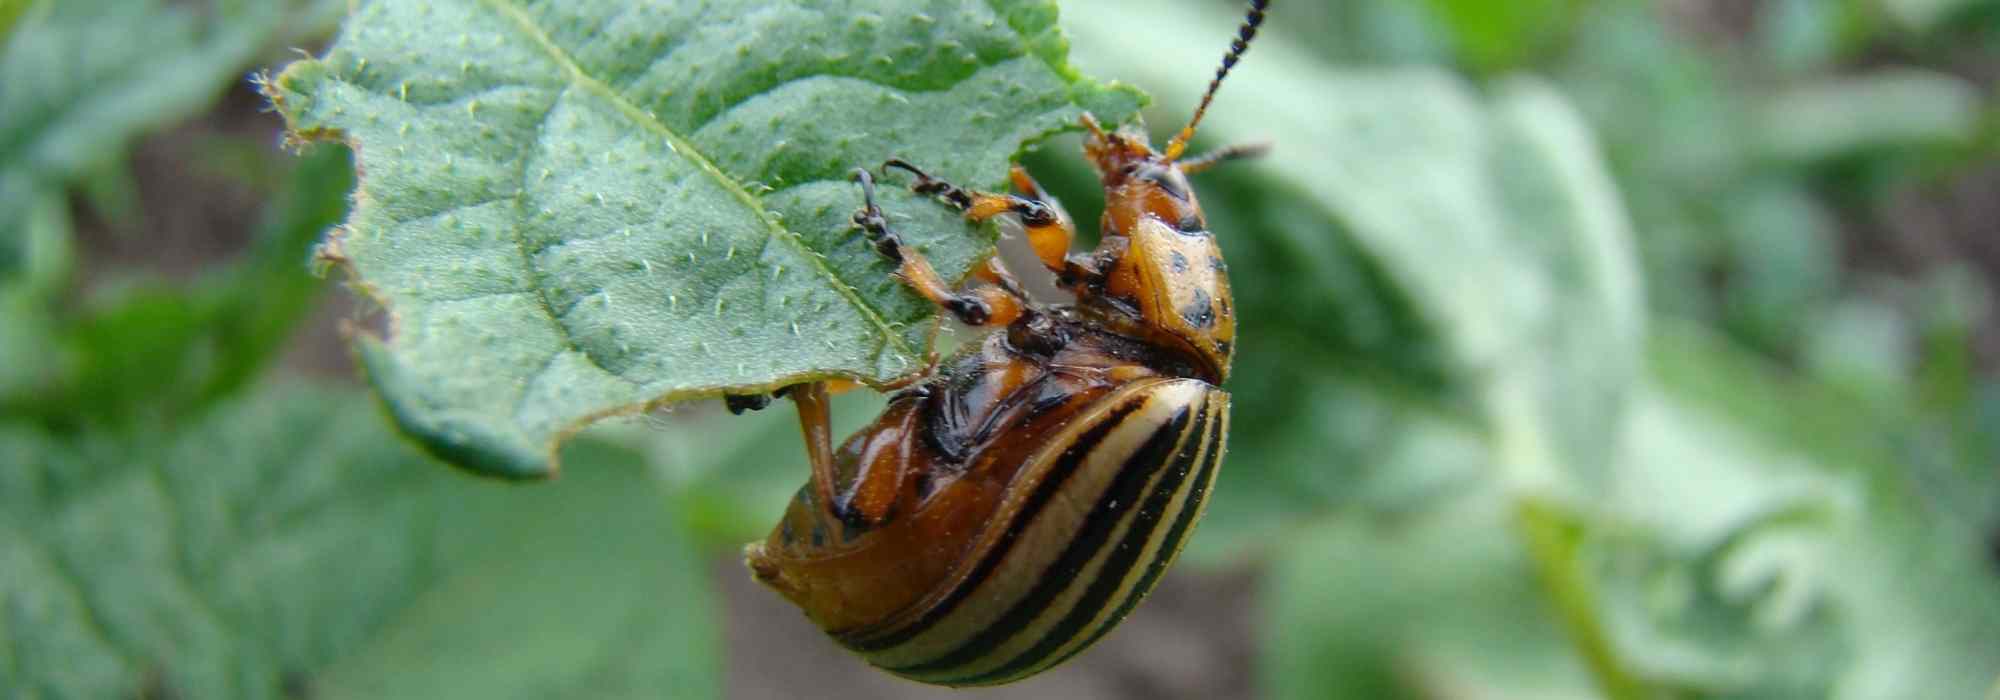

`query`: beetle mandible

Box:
[735,0,1269,686]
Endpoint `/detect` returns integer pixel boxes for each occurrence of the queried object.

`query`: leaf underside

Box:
[268,0,1141,478]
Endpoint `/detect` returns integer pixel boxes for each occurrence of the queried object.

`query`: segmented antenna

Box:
[1164,0,1268,161]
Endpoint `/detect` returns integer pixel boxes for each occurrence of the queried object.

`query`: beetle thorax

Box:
[1080,160,1235,382]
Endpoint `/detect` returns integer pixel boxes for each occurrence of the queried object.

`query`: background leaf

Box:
[1060,0,1644,558]
[264,0,1142,479]
[0,0,334,236]
[0,385,717,699]
[0,146,354,431]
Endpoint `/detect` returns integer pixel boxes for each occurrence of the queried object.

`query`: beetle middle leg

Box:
[852,168,1027,328]
[881,159,1079,278]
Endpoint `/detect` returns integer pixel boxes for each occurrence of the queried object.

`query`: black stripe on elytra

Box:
[961,397,1216,683]
[840,396,1152,652]
[1047,400,1225,670]
[892,402,1201,677]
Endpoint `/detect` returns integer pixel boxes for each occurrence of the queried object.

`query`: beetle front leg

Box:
[851,168,1025,327]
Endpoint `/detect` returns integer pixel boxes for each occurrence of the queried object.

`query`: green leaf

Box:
[264,0,1142,479]
[1587,387,1857,697]
[0,384,718,699]
[1417,0,1576,74]
[1,146,353,429]
[1757,68,1985,165]
[1883,0,1998,32]
[0,0,328,239]
[0,188,69,398]
[1261,492,1601,700]
[1260,334,2000,698]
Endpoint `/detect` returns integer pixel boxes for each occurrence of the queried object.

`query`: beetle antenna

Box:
[1164,0,1267,161]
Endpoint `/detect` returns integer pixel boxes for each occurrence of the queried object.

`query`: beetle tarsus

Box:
[850,169,906,264]
[884,158,973,210]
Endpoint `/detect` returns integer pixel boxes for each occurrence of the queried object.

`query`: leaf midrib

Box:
[477,0,918,364]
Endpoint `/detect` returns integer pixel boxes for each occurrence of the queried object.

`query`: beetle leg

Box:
[883,159,1077,278]
[1005,165,1090,281]
[971,256,1029,300]
[792,381,917,528]
[789,381,841,519]
[851,168,1025,327]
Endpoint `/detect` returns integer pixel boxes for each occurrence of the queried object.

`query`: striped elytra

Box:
[838,380,1227,684]
[736,0,1267,686]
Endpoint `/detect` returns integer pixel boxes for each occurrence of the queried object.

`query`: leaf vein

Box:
[505,86,640,410]
[477,0,918,366]
[7,520,145,679]
[142,458,247,660]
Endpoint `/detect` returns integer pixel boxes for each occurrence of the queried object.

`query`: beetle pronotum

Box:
[736,0,1269,686]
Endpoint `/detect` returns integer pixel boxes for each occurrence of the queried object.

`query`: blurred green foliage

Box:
[3,0,1998,698]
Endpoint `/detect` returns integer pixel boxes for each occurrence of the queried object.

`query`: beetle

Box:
[736,0,1269,686]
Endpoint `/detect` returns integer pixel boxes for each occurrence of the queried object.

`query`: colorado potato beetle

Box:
[737,0,1269,686]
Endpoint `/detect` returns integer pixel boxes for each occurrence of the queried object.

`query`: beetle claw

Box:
[883,158,972,210]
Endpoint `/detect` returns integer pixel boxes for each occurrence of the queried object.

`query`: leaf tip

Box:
[357,338,559,481]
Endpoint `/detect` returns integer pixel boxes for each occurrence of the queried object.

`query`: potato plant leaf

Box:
[264,0,1142,478]
[0,385,718,699]
[0,0,327,239]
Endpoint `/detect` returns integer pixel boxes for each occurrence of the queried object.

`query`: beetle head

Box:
[1081,112,1163,185]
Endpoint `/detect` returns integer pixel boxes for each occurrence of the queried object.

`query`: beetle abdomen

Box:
[839,377,1229,686]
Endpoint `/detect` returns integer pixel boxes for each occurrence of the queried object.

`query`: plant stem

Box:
[1515,498,1648,700]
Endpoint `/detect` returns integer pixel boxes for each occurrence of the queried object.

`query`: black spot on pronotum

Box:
[1169,250,1190,273]
[1208,256,1226,272]
[1180,288,1216,329]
